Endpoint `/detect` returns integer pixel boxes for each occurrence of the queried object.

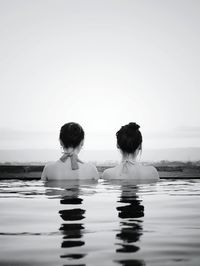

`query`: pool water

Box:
[0,179,200,266]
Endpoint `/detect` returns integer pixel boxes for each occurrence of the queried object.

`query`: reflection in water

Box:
[44,180,97,266]
[59,192,85,253]
[44,179,148,266]
[114,181,146,266]
[60,224,84,239]
[59,208,85,221]
[116,260,145,266]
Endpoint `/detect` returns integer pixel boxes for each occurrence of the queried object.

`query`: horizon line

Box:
[0,147,200,151]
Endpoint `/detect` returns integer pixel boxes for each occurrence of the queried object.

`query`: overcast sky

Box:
[0,0,200,150]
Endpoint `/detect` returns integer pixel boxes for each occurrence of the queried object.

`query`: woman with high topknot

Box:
[41,122,98,180]
[102,122,159,180]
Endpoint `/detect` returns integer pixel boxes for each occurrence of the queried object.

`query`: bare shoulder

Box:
[142,165,159,180]
[41,162,57,180]
[82,162,99,180]
[102,166,116,180]
[44,161,57,171]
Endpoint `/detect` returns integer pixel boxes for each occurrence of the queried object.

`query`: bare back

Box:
[102,162,159,181]
[41,159,99,180]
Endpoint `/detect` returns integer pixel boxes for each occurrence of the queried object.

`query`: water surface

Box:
[0,178,200,266]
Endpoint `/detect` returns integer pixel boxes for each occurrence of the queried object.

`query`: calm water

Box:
[0,178,200,266]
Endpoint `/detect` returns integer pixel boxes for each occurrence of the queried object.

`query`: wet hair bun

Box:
[128,122,140,131]
[116,122,142,154]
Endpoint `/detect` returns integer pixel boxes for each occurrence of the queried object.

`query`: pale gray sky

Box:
[0,0,200,150]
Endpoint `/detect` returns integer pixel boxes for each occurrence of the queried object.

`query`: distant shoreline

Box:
[0,162,200,180]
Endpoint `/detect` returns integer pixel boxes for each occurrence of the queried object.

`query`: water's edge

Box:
[0,164,200,179]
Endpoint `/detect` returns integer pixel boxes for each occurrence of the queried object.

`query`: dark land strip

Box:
[0,164,200,180]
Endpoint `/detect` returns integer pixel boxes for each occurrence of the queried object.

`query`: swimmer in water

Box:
[102,122,159,180]
[41,122,98,180]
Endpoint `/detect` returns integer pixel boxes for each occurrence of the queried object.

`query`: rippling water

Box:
[0,178,200,266]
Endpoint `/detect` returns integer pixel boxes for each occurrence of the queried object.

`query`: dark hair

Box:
[116,122,142,154]
[59,122,84,149]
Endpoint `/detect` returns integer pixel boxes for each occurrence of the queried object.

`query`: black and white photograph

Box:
[0,1,200,265]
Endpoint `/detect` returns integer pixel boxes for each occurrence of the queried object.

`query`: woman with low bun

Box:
[102,122,159,180]
[41,122,98,180]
